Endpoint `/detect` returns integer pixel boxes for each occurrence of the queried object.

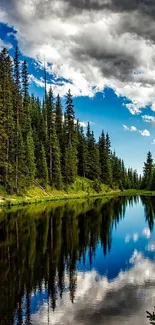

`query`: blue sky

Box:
[1,0,155,174]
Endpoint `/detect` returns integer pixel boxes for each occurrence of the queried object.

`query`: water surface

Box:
[1,195,155,325]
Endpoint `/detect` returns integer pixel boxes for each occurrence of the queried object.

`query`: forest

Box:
[0,47,154,195]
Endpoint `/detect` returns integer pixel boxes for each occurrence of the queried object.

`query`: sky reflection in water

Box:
[1,195,155,324]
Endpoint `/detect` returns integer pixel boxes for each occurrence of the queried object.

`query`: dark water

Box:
[1,196,155,325]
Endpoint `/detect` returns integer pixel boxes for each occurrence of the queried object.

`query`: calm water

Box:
[1,196,155,325]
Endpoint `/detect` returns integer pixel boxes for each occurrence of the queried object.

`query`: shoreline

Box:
[0,191,116,208]
[1,189,155,208]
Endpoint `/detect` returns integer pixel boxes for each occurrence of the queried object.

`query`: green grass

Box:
[1,178,155,208]
[117,189,155,196]
[0,177,112,207]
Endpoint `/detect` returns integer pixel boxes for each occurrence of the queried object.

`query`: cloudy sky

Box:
[1,0,155,172]
[31,253,155,325]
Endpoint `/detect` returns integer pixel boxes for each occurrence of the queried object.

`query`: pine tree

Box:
[65,89,76,146]
[105,133,113,186]
[55,94,63,148]
[46,87,54,183]
[0,47,142,193]
[0,49,15,192]
[142,151,154,190]
[22,60,30,135]
[77,124,88,178]
[98,130,112,186]
[40,144,48,186]
[13,46,24,193]
[98,130,106,182]
[64,145,78,184]
[64,89,78,183]
[86,126,100,180]
[26,131,36,184]
[50,118,62,189]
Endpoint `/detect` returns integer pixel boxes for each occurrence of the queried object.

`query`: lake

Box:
[0,195,155,325]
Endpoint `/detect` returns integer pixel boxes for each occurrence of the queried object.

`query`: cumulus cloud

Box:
[31,250,155,325]
[123,125,150,136]
[139,129,150,136]
[1,0,155,109]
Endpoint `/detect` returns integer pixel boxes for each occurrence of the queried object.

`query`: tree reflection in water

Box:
[0,195,155,325]
[146,308,155,324]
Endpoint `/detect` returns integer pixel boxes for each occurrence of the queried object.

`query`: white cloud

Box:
[125,233,139,243]
[0,38,12,50]
[31,251,155,325]
[1,0,155,109]
[123,125,150,137]
[125,103,142,115]
[79,121,88,128]
[139,129,150,137]
[123,125,137,132]
[152,139,155,145]
[133,233,139,242]
[129,249,143,264]
[146,242,155,252]
[142,228,151,239]
[142,115,155,125]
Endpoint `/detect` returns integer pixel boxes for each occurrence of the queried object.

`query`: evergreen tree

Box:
[105,133,113,186]
[55,94,63,148]
[86,126,100,180]
[50,118,62,189]
[142,151,154,190]
[40,145,48,186]
[26,131,36,184]
[98,130,106,183]
[22,60,30,135]
[46,87,54,183]
[13,46,24,193]
[98,130,112,186]
[64,90,78,183]
[45,88,62,188]
[77,124,88,178]
[0,49,15,192]
[0,47,142,193]
[65,89,75,146]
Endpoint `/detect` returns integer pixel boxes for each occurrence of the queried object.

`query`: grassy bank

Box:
[117,189,155,196]
[0,177,114,207]
[1,178,154,208]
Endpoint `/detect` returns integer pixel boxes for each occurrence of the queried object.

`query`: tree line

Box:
[0,47,141,194]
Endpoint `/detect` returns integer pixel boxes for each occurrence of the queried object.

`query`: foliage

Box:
[93,179,102,193]
[0,46,142,194]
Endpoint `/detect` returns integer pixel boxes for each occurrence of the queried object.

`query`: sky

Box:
[1,0,155,174]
